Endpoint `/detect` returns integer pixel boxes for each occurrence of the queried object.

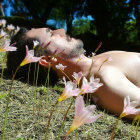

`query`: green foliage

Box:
[72,19,92,36]
[0,92,7,100]
[125,20,139,44]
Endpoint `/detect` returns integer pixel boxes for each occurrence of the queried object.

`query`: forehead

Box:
[26,28,48,37]
[26,28,50,42]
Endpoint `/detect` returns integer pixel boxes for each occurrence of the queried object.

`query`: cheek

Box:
[47,40,66,55]
[53,38,67,47]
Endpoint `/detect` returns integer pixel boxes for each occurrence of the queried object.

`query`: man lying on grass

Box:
[7,27,140,118]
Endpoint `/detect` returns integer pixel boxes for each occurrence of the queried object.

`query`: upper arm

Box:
[100,67,140,101]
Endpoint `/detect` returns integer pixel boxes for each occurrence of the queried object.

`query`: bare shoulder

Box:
[97,51,140,58]
[98,66,123,83]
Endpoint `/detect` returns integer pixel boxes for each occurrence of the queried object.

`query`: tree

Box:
[49,0,85,34]
[129,0,140,41]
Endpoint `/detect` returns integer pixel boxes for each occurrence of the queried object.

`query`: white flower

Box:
[0,29,7,38]
[81,75,103,94]
[7,24,15,31]
[0,19,6,27]
[56,63,67,71]
[15,26,20,33]
[72,71,83,86]
[120,96,140,118]
[66,96,102,136]
[107,57,112,62]
[33,40,39,47]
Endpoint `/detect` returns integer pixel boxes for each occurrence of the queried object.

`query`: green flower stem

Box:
[57,98,75,140]
[89,55,94,78]
[32,63,37,117]
[135,118,140,140]
[0,53,8,84]
[2,65,20,140]
[60,69,71,81]
[44,101,58,140]
[71,131,73,140]
[46,65,50,107]
[38,65,51,116]
[27,63,31,84]
[111,116,121,140]
[129,119,136,140]
[76,129,78,140]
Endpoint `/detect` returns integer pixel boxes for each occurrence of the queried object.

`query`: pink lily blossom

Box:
[56,63,67,71]
[58,77,81,102]
[72,71,83,86]
[66,96,102,136]
[0,19,6,27]
[81,75,103,94]
[120,96,140,118]
[20,45,41,66]
[107,57,112,62]
[0,29,7,38]
[7,24,15,31]
[15,26,20,33]
[0,39,17,52]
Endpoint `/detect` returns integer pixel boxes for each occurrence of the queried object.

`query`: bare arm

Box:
[95,66,140,115]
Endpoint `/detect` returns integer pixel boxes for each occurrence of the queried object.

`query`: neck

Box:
[53,55,95,80]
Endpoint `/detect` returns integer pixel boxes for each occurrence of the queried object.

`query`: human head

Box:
[26,27,84,59]
[7,27,57,84]
[7,27,84,84]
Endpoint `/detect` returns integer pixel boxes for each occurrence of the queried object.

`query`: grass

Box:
[0,56,140,140]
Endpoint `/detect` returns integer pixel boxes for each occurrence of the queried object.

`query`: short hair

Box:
[7,27,58,85]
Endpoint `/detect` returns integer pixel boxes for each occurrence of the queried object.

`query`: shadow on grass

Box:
[0,65,58,86]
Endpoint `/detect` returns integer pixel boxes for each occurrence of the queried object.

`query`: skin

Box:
[26,28,140,117]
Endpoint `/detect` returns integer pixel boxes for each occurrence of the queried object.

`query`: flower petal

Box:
[75,96,85,117]
[130,101,139,108]
[86,105,96,113]
[86,114,102,124]
[124,96,130,108]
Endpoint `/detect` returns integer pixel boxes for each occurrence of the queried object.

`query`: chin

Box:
[66,40,84,58]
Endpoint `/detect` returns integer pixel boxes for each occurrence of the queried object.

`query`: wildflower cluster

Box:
[0,20,18,53]
[55,65,103,137]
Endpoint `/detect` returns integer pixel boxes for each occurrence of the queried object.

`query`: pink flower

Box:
[0,29,7,38]
[58,77,81,102]
[81,75,103,94]
[107,57,112,62]
[66,96,102,136]
[20,45,41,66]
[7,24,15,31]
[15,26,20,32]
[56,63,67,71]
[0,19,6,27]
[120,96,140,118]
[72,71,83,86]
[0,39,17,52]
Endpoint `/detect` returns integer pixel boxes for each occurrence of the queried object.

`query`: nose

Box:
[52,29,66,37]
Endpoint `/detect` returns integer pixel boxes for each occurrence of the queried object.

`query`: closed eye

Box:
[46,28,51,32]
[46,28,53,36]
